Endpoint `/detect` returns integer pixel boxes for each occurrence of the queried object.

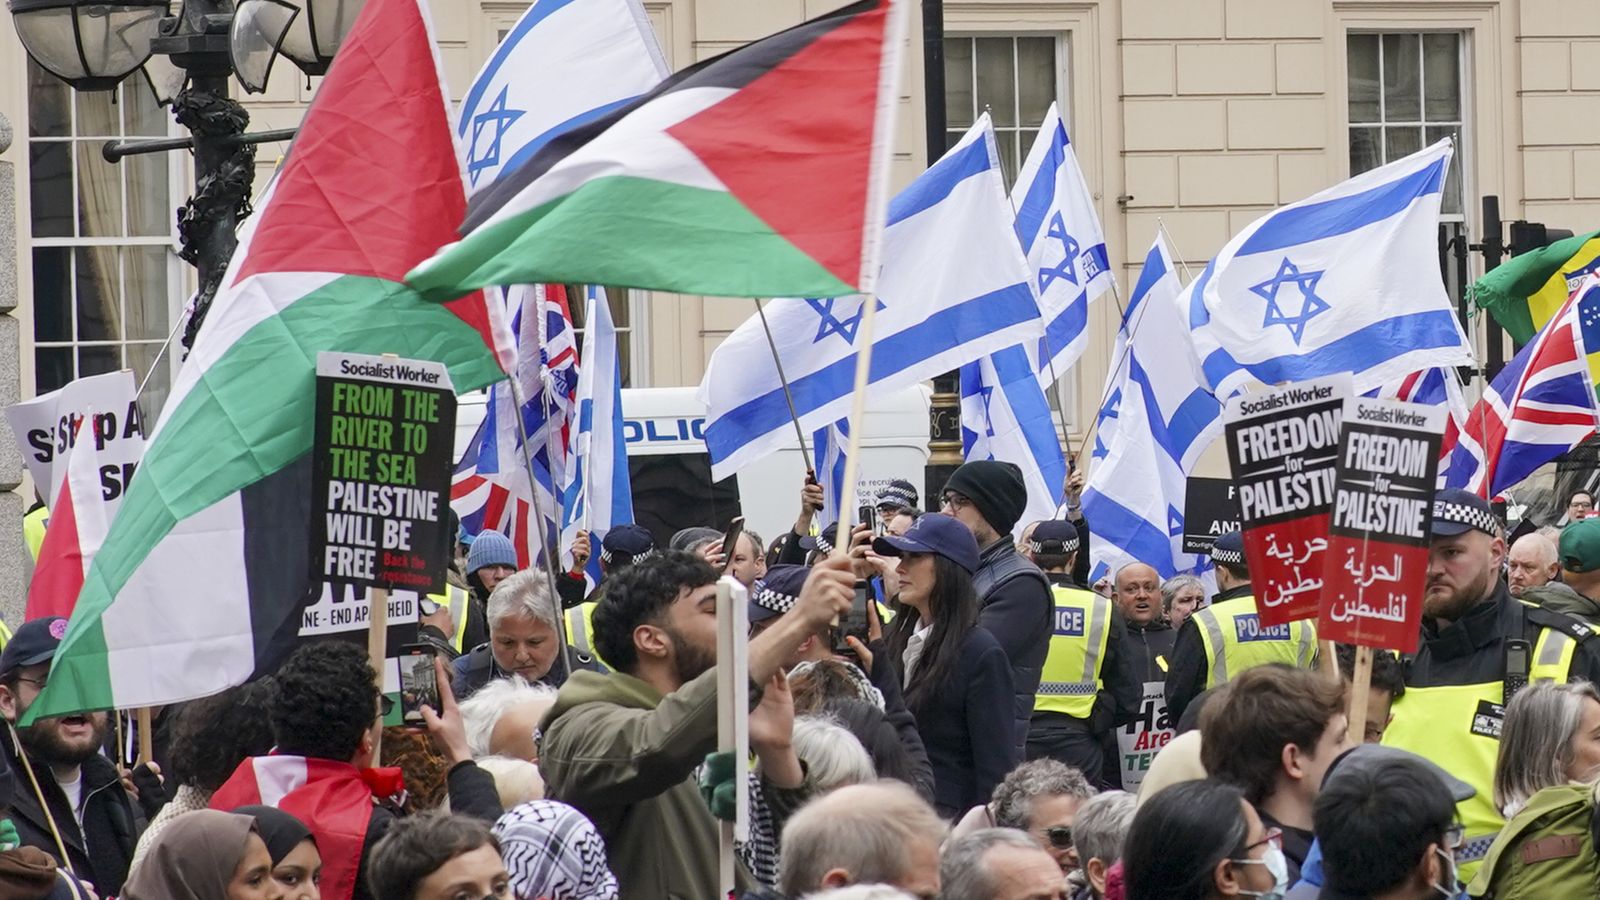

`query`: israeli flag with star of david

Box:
[1187,139,1473,399]
[1084,232,1221,584]
[959,348,1067,530]
[699,114,1044,480]
[1012,102,1116,389]
[456,0,667,194]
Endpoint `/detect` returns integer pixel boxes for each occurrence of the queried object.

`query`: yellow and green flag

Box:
[1472,230,1600,343]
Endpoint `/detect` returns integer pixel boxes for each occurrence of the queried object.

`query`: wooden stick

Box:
[136,707,153,766]
[714,578,751,895]
[1319,639,1340,683]
[368,586,388,759]
[9,724,73,872]
[1347,645,1373,745]
[830,293,883,558]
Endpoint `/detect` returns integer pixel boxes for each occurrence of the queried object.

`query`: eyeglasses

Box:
[1042,825,1073,849]
[1442,823,1464,851]
[1242,827,1284,854]
[13,676,46,690]
[940,493,971,511]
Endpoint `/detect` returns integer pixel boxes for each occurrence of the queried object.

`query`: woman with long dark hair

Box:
[873,514,1016,817]
[1123,780,1287,900]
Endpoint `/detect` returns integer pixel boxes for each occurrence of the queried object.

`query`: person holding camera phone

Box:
[872,515,1019,818]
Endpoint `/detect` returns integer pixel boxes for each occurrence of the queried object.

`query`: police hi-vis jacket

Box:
[1164,584,1317,721]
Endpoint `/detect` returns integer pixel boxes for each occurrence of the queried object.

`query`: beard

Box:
[1423,564,1496,623]
[19,709,110,766]
[665,625,717,684]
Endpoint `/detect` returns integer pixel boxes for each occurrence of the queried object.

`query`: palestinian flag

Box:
[26,0,512,720]
[1473,230,1600,343]
[407,0,907,302]
[25,415,108,621]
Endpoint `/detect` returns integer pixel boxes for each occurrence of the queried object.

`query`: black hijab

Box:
[236,805,315,865]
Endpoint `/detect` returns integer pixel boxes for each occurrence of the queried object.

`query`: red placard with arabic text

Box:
[1316,396,1444,653]
[1222,375,1350,626]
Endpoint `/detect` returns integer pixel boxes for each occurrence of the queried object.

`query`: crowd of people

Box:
[5,465,1600,899]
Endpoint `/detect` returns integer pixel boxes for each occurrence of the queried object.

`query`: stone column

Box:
[0,112,24,626]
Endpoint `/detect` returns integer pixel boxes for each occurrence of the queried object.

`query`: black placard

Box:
[310,352,456,593]
[1182,477,1243,554]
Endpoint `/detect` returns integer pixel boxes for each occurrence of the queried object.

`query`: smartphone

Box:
[834,580,873,653]
[399,642,439,726]
[720,516,746,572]
[858,504,877,537]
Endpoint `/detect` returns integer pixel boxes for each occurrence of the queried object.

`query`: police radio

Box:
[1504,639,1531,702]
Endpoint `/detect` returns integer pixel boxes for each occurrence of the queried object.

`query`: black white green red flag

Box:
[407,0,907,301]
[27,0,513,720]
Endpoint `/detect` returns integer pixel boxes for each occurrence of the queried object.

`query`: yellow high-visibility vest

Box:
[23,506,47,562]
[1191,595,1316,688]
[1034,585,1113,719]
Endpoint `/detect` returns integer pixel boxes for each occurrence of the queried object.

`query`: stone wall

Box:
[0,112,24,627]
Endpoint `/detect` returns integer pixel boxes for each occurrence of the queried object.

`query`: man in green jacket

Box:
[1525,518,1600,628]
[537,549,854,899]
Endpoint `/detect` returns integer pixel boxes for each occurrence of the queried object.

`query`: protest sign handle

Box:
[1318,640,1339,683]
[754,299,814,474]
[1347,645,1373,745]
[714,578,751,895]
[368,586,387,758]
[137,707,153,765]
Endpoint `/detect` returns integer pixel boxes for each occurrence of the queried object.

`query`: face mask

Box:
[1433,846,1460,898]
[1234,843,1289,900]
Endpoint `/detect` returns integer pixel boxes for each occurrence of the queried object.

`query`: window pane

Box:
[77,142,124,237]
[74,89,118,138]
[975,37,1018,127]
[1385,125,1422,162]
[944,38,974,129]
[607,287,630,329]
[1016,37,1056,127]
[124,80,166,136]
[994,130,1018,187]
[1382,33,1421,121]
[75,246,121,342]
[32,247,71,342]
[126,151,170,236]
[1347,34,1380,122]
[1426,125,1463,215]
[27,61,70,138]
[29,142,73,238]
[1423,34,1461,122]
[124,246,169,340]
[1349,126,1381,176]
[78,345,120,379]
[35,347,73,393]
[125,342,169,419]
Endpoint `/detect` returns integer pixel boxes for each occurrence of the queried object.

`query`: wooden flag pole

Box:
[714,578,751,896]
[136,707,153,765]
[1346,645,1373,745]
[9,724,74,872]
[830,294,883,559]
[368,586,388,758]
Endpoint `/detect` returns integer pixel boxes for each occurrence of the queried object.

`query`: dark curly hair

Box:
[368,811,499,900]
[166,679,278,791]
[591,550,718,674]
[270,640,379,761]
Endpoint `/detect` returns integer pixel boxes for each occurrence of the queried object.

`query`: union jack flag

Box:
[1364,366,1470,462]
[452,284,580,567]
[1443,276,1600,498]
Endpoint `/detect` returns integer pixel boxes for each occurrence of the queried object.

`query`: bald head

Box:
[1507,533,1559,598]
[1114,563,1162,627]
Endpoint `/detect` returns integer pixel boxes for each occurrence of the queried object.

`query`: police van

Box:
[453,385,932,551]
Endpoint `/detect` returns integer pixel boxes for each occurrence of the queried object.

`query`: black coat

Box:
[2,731,139,898]
[353,760,502,900]
[903,626,1019,817]
[973,538,1053,758]
[451,642,602,700]
[1165,585,1248,722]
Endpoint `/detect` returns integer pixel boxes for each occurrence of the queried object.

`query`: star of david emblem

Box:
[467,86,525,187]
[1167,505,1184,537]
[1249,258,1330,345]
[976,384,998,437]
[806,296,887,345]
[1038,212,1081,294]
[1092,388,1122,461]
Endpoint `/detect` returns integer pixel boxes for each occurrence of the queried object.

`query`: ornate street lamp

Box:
[7,0,366,347]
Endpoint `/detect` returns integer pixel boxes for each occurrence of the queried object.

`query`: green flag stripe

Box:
[1472,230,1600,343]
[35,276,503,719]
[411,175,856,301]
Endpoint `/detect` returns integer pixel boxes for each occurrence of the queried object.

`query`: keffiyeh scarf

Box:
[494,801,619,900]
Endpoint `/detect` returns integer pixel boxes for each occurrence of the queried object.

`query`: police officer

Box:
[1165,530,1317,721]
[563,524,657,669]
[1022,520,1140,785]
[1382,489,1600,880]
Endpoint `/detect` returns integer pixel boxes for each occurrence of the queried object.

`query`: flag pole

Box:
[830,294,882,557]
[753,299,815,474]
[506,373,575,684]
[9,724,74,872]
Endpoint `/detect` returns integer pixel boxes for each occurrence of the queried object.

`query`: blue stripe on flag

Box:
[707,282,1039,461]
[1237,159,1447,256]
[995,350,1066,483]
[1082,488,1178,580]
[1041,291,1090,367]
[1166,389,1221,462]
[888,137,994,227]
[459,0,586,129]
[1200,309,1466,389]
[1012,120,1068,252]
[1125,242,1170,323]
[496,96,642,174]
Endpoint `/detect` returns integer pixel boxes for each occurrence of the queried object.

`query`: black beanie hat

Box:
[944,460,1028,536]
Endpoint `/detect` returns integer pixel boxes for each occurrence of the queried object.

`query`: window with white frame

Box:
[27,60,181,415]
[1346,32,1465,218]
[944,34,1059,186]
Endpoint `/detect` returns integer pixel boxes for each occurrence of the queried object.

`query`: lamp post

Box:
[8,0,364,349]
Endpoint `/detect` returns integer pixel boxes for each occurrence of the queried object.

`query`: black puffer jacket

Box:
[972,537,1052,758]
[2,730,139,898]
